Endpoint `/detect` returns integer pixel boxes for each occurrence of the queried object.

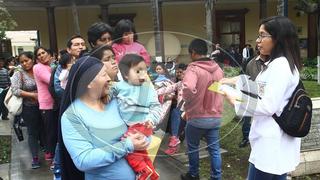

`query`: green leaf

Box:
[0,4,18,39]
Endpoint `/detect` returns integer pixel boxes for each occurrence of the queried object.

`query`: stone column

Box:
[259,0,267,19]
[71,1,80,35]
[151,0,165,63]
[277,0,288,17]
[205,0,216,52]
[100,4,110,23]
[46,7,58,54]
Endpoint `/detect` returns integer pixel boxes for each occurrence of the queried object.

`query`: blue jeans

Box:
[21,105,43,158]
[170,108,182,136]
[185,118,222,180]
[242,116,251,140]
[248,163,287,180]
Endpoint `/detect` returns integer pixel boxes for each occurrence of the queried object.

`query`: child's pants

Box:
[126,149,154,172]
[125,124,157,175]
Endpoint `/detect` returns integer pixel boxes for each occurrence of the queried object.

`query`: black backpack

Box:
[272,80,312,137]
[48,66,60,110]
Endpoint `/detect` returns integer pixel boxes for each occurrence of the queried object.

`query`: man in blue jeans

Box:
[181,39,224,180]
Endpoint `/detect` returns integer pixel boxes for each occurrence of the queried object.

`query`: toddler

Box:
[110,54,161,180]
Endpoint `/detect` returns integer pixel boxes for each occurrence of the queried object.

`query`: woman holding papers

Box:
[220,16,302,180]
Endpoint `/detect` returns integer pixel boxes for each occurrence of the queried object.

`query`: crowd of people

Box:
[210,41,255,69]
[0,15,304,180]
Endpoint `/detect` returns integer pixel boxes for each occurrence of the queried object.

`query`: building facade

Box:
[4,0,310,63]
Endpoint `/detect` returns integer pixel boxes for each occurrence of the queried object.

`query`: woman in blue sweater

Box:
[59,56,149,180]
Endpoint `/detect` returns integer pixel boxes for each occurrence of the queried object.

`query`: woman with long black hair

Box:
[221,16,302,180]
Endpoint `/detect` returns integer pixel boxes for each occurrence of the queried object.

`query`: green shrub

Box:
[303,58,317,68]
[301,67,317,80]
[223,66,241,77]
[0,136,11,164]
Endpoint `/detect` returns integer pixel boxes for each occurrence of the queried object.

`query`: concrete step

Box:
[159,134,227,164]
[291,150,320,177]
[10,127,53,180]
[311,97,320,109]
[0,163,9,180]
[154,153,187,180]
[0,118,12,136]
[292,104,320,177]
[301,108,320,151]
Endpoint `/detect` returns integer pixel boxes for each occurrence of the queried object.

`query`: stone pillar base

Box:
[291,150,320,177]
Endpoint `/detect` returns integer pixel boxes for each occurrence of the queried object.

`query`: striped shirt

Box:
[110,80,162,126]
[0,68,10,88]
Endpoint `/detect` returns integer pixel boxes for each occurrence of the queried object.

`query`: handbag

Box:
[4,72,24,116]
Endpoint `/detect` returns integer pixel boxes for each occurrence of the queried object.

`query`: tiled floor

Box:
[0,118,11,136]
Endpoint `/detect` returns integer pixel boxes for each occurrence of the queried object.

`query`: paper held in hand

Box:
[208,82,244,102]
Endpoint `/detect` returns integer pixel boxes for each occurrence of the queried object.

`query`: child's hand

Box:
[127,131,149,151]
[144,121,154,129]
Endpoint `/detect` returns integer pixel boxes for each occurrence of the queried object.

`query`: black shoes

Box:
[239,139,249,148]
[181,173,200,180]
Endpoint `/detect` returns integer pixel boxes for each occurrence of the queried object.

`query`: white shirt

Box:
[242,47,250,60]
[234,56,301,175]
[58,69,69,90]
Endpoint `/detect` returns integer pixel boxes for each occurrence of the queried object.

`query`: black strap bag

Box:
[272,80,312,137]
[13,116,24,141]
[48,66,61,110]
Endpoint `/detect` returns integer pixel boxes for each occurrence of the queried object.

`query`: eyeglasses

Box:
[257,34,272,40]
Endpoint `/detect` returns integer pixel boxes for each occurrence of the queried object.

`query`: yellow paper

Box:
[147,135,162,162]
[208,82,244,102]
[208,82,225,95]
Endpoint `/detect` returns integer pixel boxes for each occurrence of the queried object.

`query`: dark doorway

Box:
[216,9,248,52]
[215,9,248,66]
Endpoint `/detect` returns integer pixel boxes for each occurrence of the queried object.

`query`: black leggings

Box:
[41,109,58,154]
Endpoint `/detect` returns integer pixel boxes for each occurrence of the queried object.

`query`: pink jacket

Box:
[33,63,54,110]
[112,42,150,66]
[182,59,224,120]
